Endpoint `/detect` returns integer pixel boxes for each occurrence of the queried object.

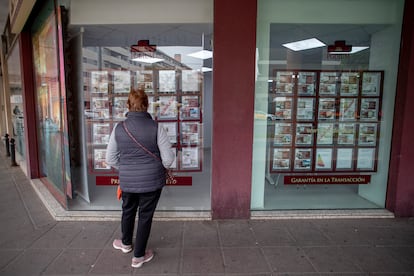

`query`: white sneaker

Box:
[112,239,132,253]
[131,249,154,268]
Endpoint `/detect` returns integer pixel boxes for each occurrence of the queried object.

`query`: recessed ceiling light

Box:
[131,56,164,63]
[329,46,369,55]
[188,50,213,59]
[282,38,326,51]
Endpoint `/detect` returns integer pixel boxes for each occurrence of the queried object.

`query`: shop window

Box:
[68,24,213,211]
[252,0,404,210]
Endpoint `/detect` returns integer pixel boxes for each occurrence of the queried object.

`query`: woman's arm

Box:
[157,126,175,168]
[105,127,120,169]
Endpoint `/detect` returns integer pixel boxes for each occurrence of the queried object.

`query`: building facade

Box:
[1,0,413,219]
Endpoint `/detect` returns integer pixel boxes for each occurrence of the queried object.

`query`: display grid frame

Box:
[269,69,383,173]
[85,67,204,174]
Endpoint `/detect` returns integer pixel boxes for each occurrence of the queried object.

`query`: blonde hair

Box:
[127,89,148,112]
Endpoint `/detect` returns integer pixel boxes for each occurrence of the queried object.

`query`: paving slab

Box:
[262,246,316,273]
[222,247,270,274]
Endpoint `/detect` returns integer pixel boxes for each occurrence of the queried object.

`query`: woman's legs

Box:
[134,189,162,258]
[121,192,139,245]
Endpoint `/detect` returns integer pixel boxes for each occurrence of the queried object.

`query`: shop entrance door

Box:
[31,1,72,207]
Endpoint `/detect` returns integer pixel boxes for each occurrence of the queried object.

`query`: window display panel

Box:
[158,70,176,93]
[337,123,356,145]
[136,70,154,94]
[294,148,312,171]
[358,123,377,146]
[274,97,293,120]
[319,72,338,95]
[91,71,109,94]
[315,148,333,171]
[295,123,314,145]
[273,123,292,146]
[360,98,379,121]
[180,95,200,120]
[275,71,295,94]
[159,96,178,119]
[340,72,359,96]
[182,70,201,93]
[356,148,376,170]
[316,123,334,145]
[159,122,178,145]
[113,71,131,93]
[252,0,403,210]
[336,148,354,170]
[362,72,381,96]
[297,71,316,96]
[91,96,110,119]
[112,97,128,119]
[72,22,213,212]
[318,98,336,120]
[339,98,357,121]
[92,123,111,145]
[296,98,315,121]
[181,122,200,145]
[272,148,291,170]
[181,147,201,170]
[94,149,111,170]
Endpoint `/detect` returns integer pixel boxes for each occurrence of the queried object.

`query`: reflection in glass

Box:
[32,10,65,193]
[7,40,26,158]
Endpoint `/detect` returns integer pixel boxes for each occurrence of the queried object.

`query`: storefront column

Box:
[211,0,257,219]
[387,0,414,217]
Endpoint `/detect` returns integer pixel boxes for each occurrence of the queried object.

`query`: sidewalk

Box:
[0,150,414,275]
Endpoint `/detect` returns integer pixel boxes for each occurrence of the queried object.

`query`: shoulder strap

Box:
[122,122,161,161]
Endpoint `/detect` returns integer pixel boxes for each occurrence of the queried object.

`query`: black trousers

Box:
[121,189,162,258]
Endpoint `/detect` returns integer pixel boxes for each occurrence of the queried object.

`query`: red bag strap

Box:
[122,122,161,162]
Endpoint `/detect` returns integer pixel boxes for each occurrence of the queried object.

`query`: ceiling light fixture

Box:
[188,33,213,60]
[130,40,164,63]
[328,46,369,55]
[282,38,326,51]
[328,40,352,53]
[200,67,212,72]
[188,50,213,59]
[131,56,164,63]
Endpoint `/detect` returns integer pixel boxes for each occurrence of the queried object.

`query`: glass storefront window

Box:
[32,3,66,197]
[252,0,404,210]
[68,24,213,211]
[7,40,26,159]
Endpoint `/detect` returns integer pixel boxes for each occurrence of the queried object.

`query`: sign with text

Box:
[96,175,192,186]
[284,175,371,185]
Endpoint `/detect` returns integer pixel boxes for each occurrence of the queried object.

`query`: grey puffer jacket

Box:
[115,112,166,193]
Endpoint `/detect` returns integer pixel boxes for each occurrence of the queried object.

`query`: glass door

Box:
[31,0,71,206]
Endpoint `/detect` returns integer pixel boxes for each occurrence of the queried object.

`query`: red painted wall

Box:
[211,0,257,219]
[387,1,414,217]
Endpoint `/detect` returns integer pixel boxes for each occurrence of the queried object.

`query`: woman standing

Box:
[106,89,175,268]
